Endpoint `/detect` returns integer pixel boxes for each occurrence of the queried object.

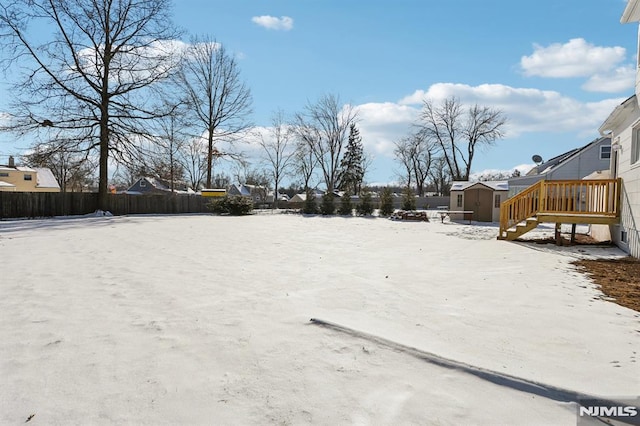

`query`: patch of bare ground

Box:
[516,235,640,312]
[572,257,640,313]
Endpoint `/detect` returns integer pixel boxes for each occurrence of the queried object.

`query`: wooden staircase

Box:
[498,179,621,240]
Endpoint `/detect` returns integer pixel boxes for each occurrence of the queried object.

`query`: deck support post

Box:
[555,223,562,246]
[570,223,577,245]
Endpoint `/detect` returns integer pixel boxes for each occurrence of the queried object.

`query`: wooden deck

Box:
[498,179,621,240]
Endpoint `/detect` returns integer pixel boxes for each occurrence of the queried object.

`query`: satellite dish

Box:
[532,154,543,164]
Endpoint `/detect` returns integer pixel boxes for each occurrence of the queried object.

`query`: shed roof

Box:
[450,181,508,192]
[35,168,61,189]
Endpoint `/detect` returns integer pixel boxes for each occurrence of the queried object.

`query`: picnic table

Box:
[435,210,474,223]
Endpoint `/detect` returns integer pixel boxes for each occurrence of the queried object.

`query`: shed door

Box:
[464,188,493,222]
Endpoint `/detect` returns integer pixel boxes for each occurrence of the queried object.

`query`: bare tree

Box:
[151,101,189,191]
[176,36,253,188]
[429,156,451,196]
[393,136,414,189]
[292,140,317,192]
[0,0,182,209]
[418,96,506,181]
[258,110,296,208]
[181,138,207,190]
[293,94,357,192]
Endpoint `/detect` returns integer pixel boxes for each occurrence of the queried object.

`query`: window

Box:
[633,127,640,165]
[494,194,501,208]
[140,180,146,187]
[621,229,628,243]
[23,174,32,181]
[456,194,463,207]
[0,172,8,177]
[600,145,611,160]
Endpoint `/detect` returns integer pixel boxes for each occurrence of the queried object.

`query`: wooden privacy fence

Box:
[0,192,212,219]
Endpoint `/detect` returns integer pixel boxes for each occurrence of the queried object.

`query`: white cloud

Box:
[582,64,635,93]
[354,102,419,156]
[251,15,294,31]
[398,82,625,138]
[520,38,626,79]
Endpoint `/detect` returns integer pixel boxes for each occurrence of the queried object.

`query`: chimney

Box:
[8,156,14,167]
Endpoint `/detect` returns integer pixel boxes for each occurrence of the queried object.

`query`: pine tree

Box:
[320,192,336,215]
[337,124,365,195]
[303,190,317,214]
[356,192,374,216]
[338,191,353,216]
[379,187,395,216]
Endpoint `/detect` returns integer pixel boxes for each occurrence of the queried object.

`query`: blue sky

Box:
[0,0,637,186]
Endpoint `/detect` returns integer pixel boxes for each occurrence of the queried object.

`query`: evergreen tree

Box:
[338,191,353,216]
[320,192,336,215]
[303,190,317,214]
[337,124,365,195]
[401,187,416,210]
[356,192,374,216]
[379,187,395,216]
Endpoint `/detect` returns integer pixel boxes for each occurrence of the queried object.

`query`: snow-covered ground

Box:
[0,213,638,425]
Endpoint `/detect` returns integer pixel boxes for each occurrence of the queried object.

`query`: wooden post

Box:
[555,222,562,246]
[570,223,577,245]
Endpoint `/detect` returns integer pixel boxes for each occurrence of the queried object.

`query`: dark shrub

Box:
[379,187,394,217]
[401,187,416,211]
[356,192,374,216]
[320,192,336,215]
[337,191,353,216]
[302,190,317,214]
[208,195,253,215]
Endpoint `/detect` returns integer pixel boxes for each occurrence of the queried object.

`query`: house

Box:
[127,177,192,194]
[0,156,60,192]
[449,181,508,222]
[589,0,640,258]
[598,95,640,258]
[227,184,271,204]
[507,136,611,197]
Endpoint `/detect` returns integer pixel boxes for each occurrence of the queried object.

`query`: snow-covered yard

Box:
[1,214,638,425]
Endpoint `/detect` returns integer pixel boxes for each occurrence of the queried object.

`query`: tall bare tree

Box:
[0,0,182,209]
[418,96,506,181]
[293,94,357,192]
[293,140,317,192]
[181,138,207,191]
[258,110,296,208]
[176,36,253,188]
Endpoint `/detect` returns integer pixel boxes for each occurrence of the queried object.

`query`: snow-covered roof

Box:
[0,180,15,187]
[450,181,508,191]
[35,168,61,189]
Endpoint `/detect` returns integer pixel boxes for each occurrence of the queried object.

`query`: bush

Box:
[208,195,253,216]
[302,190,317,214]
[337,191,353,216]
[320,192,336,215]
[356,192,374,216]
[379,187,394,217]
[401,187,416,211]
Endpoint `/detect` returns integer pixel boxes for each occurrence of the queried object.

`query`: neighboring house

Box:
[228,184,271,204]
[507,136,611,197]
[127,177,192,194]
[449,181,508,222]
[0,157,60,192]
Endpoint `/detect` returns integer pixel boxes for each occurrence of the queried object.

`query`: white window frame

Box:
[494,194,501,208]
[600,145,611,160]
[456,194,463,208]
[633,127,640,165]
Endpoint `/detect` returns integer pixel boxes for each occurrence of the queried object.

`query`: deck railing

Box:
[499,179,621,238]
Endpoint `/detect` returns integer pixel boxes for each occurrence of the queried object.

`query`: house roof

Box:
[35,168,61,189]
[621,0,640,22]
[450,180,508,191]
[0,180,15,188]
[599,95,637,135]
[523,136,610,177]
